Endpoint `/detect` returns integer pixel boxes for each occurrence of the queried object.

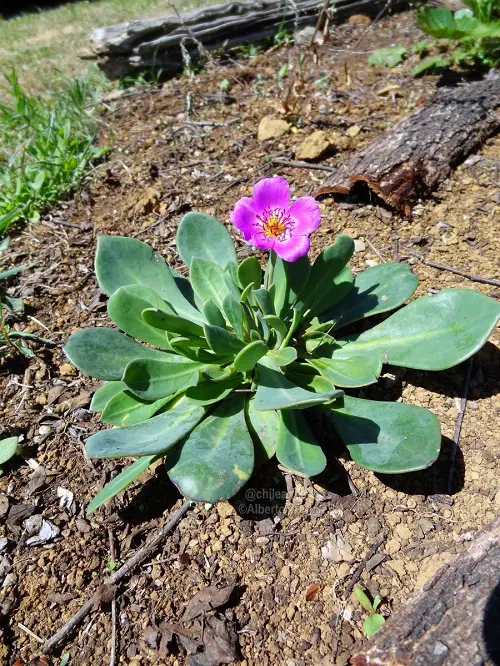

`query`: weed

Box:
[354,586,386,637]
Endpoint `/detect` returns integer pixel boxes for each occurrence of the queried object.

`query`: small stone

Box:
[60,363,76,377]
[216,502,234,519]
[258,116,290,141]
[387,559,406,577]
[354,239,366,252]
[385,538,401,555]
[295,130,331,161]
[346,125,361,138]
[395,523,412,541]
[38,425,51,436]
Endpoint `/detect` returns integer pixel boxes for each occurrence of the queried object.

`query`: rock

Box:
[395,523,412,541]
[60,363,76,377]
[348,14,371,25]
[216,502,234,519]
[385,538,401,555]
[295,130,331,161]
[346,125,361,138]
[354,238,366,252]
[258,116,290,142]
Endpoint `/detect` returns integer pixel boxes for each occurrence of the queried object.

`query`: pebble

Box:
[395,523,412,540]
[258,116,290,141]
[354,238,366,252]
[295,130,331,161]
[385,538,401,555]
[59,363,76,377]
[346,125,361,138]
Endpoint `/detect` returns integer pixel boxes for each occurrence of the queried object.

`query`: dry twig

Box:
[448,358,473,494]
[271,158,337,173]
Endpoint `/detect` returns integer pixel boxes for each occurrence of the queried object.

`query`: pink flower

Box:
[230,177,321,262]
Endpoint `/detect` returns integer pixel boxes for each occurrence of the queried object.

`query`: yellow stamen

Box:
[263,215,286,238]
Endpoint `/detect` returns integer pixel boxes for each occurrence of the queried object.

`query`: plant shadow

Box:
[484,578,500,666]
[119,463,181,526]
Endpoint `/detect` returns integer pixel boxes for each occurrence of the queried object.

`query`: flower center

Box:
[258,208,293,241]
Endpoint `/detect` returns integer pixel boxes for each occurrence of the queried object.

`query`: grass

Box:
[0,69,107,232]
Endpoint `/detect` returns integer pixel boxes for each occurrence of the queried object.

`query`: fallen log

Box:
[315,74,500,213]
[351,517,500,666]
[90,0,409,79]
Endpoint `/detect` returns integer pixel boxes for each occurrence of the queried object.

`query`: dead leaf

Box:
[7,503,36,525]
[183,583,235,622]
[92,583,116,610]
[26,465,47,497]
[305,583,322,601]
[23,515,60,546]
[202,615,239,666]
[321,534,355,563]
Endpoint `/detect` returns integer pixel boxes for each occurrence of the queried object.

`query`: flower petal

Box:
[250,232,275,251]
[252,177,290,213]
[288,196,321,235]
[230,197,257,241]
[273,235,310,262]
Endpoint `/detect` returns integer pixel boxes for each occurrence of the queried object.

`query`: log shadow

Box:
[483,579,500,666]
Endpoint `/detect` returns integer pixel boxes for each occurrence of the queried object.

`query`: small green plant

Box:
[369,1,499,74]
[0,436,19,475]
[355,586,385,637]
[0,70,107,229]
[64,177,500,514]
[273,21,295,47]
[0,235,27,315]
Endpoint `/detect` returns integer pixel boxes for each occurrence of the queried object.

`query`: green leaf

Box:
[254,360,343,411]
[316,263,418,329]
[107,286,173,348]
[167,394,254,503]
[222,295,245,338]
[363,614,385,637]
[253,288,275,316]
[190,257,231,311]
[168,337,221,363]
[176,212,237,269]
[246,396,279,464]
[86,397,206,457]
[267,346,297,367]
[101,391,172,426]
[271,253,310,319]
[285,362,337,394]
[417,6,460,38]
[64,328,168,380]
[324,395,441,473]
[411,55,449,76]
[297,236,354,317]
[276,409,326,476]
[368,45,407,67]
[307,354,382,388]
[0,264,28,281]
[263,315,287,346]
[123,358,204,400]
[95,236,172,298]
[142,308,204,338]
[0,436,19,465]
[203,299,226,328]
[90,381,126,413]
[238,256,262,290]
[335,289,500,370]
[373,595,382,611]
[204,324,245,355]
[355,586,374,612]
[234,340,268,372]
[185,374,242,405]
[87,454,160,514]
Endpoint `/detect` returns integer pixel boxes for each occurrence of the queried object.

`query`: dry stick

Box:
[43,500,193,653]
[365,237,386,263]
[309,0,331,46]
[344,538,385,599]
[447,358,473,495]
[272,158,337,173]
[408,250,500,287]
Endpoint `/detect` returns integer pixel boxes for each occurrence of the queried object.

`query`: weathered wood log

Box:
[351,517,500,666]
[90,0,410,79]
[316,74,500,213]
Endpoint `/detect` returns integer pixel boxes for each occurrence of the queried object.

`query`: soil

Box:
[1,10,499,666]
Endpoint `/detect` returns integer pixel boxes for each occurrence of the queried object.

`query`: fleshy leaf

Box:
[204,324,245,355]
[234,340,268,372]
[123,358,204,400]
[253,288,275,316]
[335,289,500,370]
[64,328,168,380]
[107,286,173,348]
[324,395,441,473]
[238,256,262,290]
[87,454,160,514]
[142,308,204,338]
[203,299,226,328]
[364,614,385,637]
[271,253,310,319]
[276,410,326,476]
[190,257,231,311]
[166,394,254,503]
[0,436,19,466]
[222,295,245,338]
[285,363,337,394]
[254,360,343,411]
[86,397,206,457]
[246,396,279,464]
[90,381,126,413]
[185,374,243,405]
[307,354,383,388]
[101,392,172,426]
[176,212,237,269]
[263,315,287,346]
[316,263,418,329]
[297,236,354,317]
[267,347,297,367]
[95,236,172,298]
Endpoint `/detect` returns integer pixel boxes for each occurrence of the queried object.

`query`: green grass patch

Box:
[0,70,107,233]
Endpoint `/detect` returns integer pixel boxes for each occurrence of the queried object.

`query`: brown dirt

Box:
[1,10,499,666]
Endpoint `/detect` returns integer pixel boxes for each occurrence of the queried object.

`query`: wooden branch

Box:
[316,76,500,212]
[90,0,410,79]
[351,517,500,666]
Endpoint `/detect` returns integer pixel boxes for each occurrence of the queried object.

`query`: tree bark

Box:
[351,517,500,666]
[316,75,500,213]
[90,0,409,79]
